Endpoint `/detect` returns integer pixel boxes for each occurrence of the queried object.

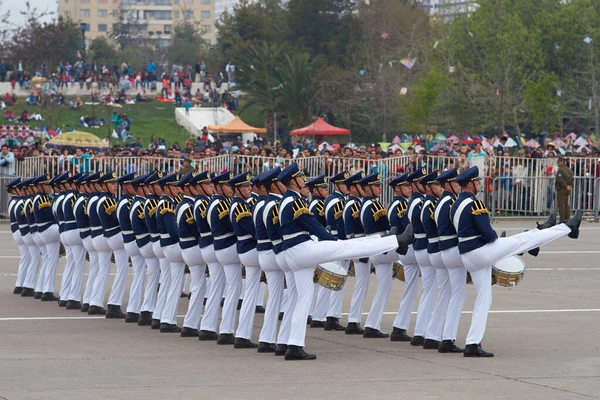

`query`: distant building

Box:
[413,0,477,18]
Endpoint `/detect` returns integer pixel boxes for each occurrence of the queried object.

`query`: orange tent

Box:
[208,116,267,134]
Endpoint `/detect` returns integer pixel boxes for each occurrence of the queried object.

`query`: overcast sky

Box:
[1,0,56,28]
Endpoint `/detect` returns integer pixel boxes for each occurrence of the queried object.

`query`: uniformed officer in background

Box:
[555,157,574,222]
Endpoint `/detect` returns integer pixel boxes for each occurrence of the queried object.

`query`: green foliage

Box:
[167,22,206,67]
[88,37,118,65]
[524,73,560,133]
[400,69,450,133]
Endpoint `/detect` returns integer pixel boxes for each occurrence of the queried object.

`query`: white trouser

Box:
[21,233,40,289]
[424,251,451,341]
[440,247,467,341]
[153,240,170,321]
[236,249,261,340]
[162,243,186,325]
[257,282,266,307]
[200,244,225,333]
[58,232,73,301]
[276,252,296,345]
[139,241,160,313]
[461,224,571,345]
[13,230,31,288]
[40,225,60,294]
[125,241,146,314]
[81,236,98,305]
[182,245,207,330]
[90,235,112,307]
[107,234,128,307]
[32,232,46,293]
[413,249,437,337]
[347,260,370,324]
[393,246,420,330]
[215,244,242,335]
[365,249,398,330]
[62,229,86,301]
[258,249,284,344]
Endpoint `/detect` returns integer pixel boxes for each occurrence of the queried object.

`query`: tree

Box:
[524,73,560,134]
[88,37,118,65]
[400,69,449,134]
[167,21,205,67]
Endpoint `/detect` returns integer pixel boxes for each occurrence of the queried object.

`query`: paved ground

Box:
[1,220,599,400]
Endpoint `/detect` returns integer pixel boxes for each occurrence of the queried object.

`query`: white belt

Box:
[200,232,211,237]
[439,235,457,241]
[414,233,426,239]
[354,233,365,238]
[160,233,172,239]
[214,232,234,241]
[79,227,90,232]
[180,237,197,243]
[458,235,481,242]
[64,220,76,224]
[374,231,386,236]
[428,237,440,243]
[272,239,282,245]
[136,233,150,239]
[330,230,338,235]
[283,231,309,241]
[257,239,270,244]
[237,234,252,241]
[122,230,134,235]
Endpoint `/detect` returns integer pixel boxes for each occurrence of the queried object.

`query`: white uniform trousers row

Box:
[152,240,169,322]
[276,252,295,346]
[20,232,40,290]
[38,225,61,294]
[347,259,370,324]
[60,229,86,302]
[413,249,437,337]
[236,249,261,340]
[392,246,420,331]
[365,250,397,330]
[107,234,129,307]
[162,243,187,325]
[440,247,467,342]
[90,235,112,307]
[258,249,284,345]
[424,251,451,341]
[139,241,160,313]
[81,236,99,306]
[200,244,225,333]
[215,243,242,335]
[182,246,207,330]
[124,241,146,315]
[13,230,31,289]
[31,232,46,293]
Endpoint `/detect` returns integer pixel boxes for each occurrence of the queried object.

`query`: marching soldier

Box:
[51,172,70,307]
[251,175,267,314]
[14,179,39,297]
[555,157,574,222]
[27,177,46,299]
[7,178,28,295]
[451,166,582,357]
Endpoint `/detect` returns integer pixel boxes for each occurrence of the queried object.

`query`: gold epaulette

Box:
[104,198,117,215]
[472,200,490,216]
[428,201,436,220]
[351,201,360,219]
[160,202,175,215]
[148,199,158,217]
[292,198,311,220]
[397,201,408,218]
[333,200,344,220]
[247,197,257,208]
[372,200,387,222]
[175,194,184,205]
[197,199,208,219]
[272,204,279,225]
[315,200,325,217]
[235,203,252,222]
[38,196,51,209]
[217,200,229,220]
[138,209,145,219]
[185,208,195,225]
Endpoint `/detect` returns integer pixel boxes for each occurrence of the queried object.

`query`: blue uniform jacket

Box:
[88,194,103,239]
[388,195,410,234]
[74,194,90,239]
[253,195,270,252]
[435,192,458,251]
[117,195,135,243]
[324,191,346,239]
[280,190,335,251]
[33,193,55,233]
[343,195,364,237]
[207,195,236,251]
[230,196,257,254]
[263,194,283,254]
[130,195,151,248]
[157,194,181,247]
[308,196,327,227]
[450,192,497,254]
[194,194,213,249]
[8,196,19,233]
[52,193,65,233]
[62,190,79,232]
[144,194,160,242]
[421,195,440,253]
[177,196,199,250]
[25,196,37,234]
[98,194,120,238]
[360,196,390,235]
[408,193,426,251]
[15,198,30,236]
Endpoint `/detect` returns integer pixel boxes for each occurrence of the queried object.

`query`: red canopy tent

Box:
[290,118,351,138]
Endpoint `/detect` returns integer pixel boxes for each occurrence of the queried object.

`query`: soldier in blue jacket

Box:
[279,163,413,360]
[50,173,70,307]
[389,173,417,343]
[130,173,159,326]
[251,174,268,314]
[27,177,46,299]
[14,179,37,297]
[342,171,368,335]
[7,178,27,295]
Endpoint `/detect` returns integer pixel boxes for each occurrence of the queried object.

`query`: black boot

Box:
[324,317,346,331]
[410,335,424,346]
[160,323,182,333]
[363,327,389,338]
[464,343,494,357]
[390,327,411,342]
[125,312,140,323]
[58,300,68,307]
[255,305,266,313]
[307,316,312,325]
[198,330,219,341]
[278,312,284,321]
[274,344,288,356]
[345,322,365,335]
[88,305,106,315]
[150,319,161,329]
[13,286,23,295]
[233,337,259,348]
[106,304,126,319]
[284,345,317,360]
[180,327,200,337]
[237,299,243,310]
[137,311,153,326]
[20,288,34,297]
[310,319,325,328]
[34,291,43,299]
[66,300,82,310]
[217,333,235,345]
[565,209,582,239]
[257,342,276,353]
[438,340,464,353]
[537,212,557,230]
[423,339,441,349]
[395,225,414,255]
[41,292,58,302]
[80,303,90,313]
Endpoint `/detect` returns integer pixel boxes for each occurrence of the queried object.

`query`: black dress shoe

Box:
[345,322,365,335]
[150,319,161,329]
[410,335,425,346]
[528,247,540,257]
[138,311,153,326]
[363,327,389,338]
[324,317,346,331]
[464,343,494,357]
[180,327,200,337]
[160,323,182,333]
[58,300,68,307]
[566,209,582,239]
[203,297,207,305]
[106,305,126,319]
[198,330,219,341]
[274,344,288,356]
[395,224,414,255]
[34,291,43,299]
[220,298,225,307]
[307,316,312,325]
[66,300,82,310]
[217,333,235,345]
[125,312,140,323]
[20,288,34,297]
[537,211,557,230]
[237,299,243,310]
[438,340,464,353]
[390,327,412,342]
[80,303,90,313]
[284,345,317,360]
[41,292,58,302]
[234,337,259,348]
[257,342,276,353]
[310,320,325,328]
[255,305,266,314]
[180,291,188,298]
[88,306,106,315]
[423,339,441,349]
[13,286,23,295]
[278,312,284,321]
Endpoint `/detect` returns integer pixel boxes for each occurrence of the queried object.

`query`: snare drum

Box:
[392,262,405,281]
[59,242,66,258]
[313,262,348,291]
[348,260,355,277]
[492,256,525,287]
